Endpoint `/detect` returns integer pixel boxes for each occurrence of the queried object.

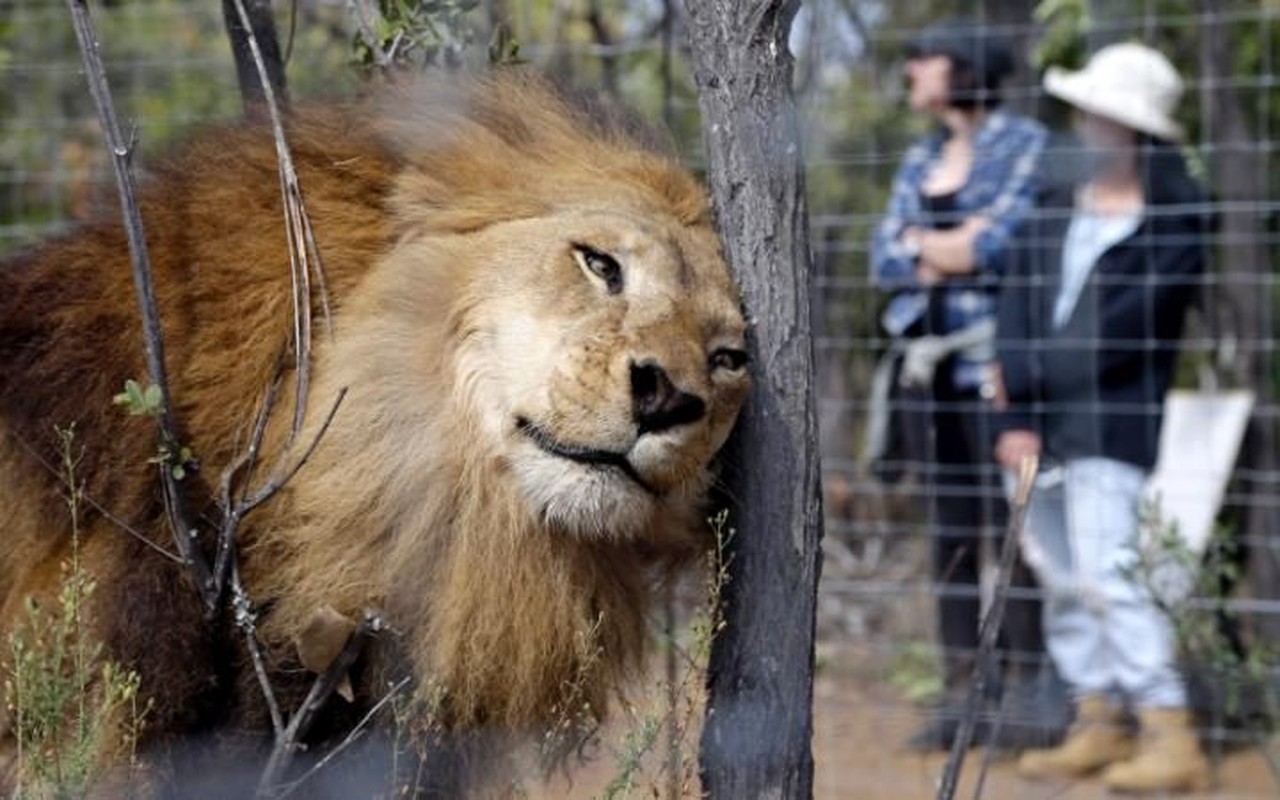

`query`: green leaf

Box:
[113,378,164,417]
[112,378,142,410]
[143,384,163,411]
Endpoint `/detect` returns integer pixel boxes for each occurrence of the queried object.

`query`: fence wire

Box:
[2,1,1279,798]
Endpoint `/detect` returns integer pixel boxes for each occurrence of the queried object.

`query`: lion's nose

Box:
[630,359,706,435]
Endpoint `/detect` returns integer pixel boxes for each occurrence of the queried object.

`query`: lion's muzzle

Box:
[630,359,706,436]
[515,416,659,495]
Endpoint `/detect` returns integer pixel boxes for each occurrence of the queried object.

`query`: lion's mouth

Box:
[515,417,659,496]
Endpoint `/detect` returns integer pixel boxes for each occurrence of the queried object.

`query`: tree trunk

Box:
[482,0,509,30]
[659,0,676,128]
[1195,1,1280,639]
[222,0,288,117]
[683,2,823,798]
[584,0,619,98]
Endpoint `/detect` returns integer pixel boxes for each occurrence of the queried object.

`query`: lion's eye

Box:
[709,347,749,373]
[573,244,623,295]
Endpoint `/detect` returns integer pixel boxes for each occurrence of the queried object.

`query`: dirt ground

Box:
[540,642,1278,799]
[811,645,1278,800]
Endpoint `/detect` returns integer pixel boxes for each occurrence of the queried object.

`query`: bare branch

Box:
[256,611,384,796]
[228,0,333,447]
[239,388,346,515]
[283,0,300,67]
[7,429,184,565]
[213,352,287,596]
[935,456,1040,800]
[350,0,395,71]
[239,349,293,503]
[275,676,413,800]
[232,560,285,738]
[584,0,620,97]
[221,0,288,117]
[214,386,347,598]
[72,8,356,792]
[66,0,217,612]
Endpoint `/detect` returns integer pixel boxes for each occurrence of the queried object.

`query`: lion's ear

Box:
[295,604,358,702]
[374,70,708,234]
[391,171,550,235]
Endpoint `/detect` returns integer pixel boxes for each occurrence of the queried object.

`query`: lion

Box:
[0,70,748,795]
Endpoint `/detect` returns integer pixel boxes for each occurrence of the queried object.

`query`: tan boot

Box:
[1102,707,1212,793]
[1017,695,1135,780]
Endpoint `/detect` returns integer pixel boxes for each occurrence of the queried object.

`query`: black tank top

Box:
[920,189,962,231]
[918,189,963,336]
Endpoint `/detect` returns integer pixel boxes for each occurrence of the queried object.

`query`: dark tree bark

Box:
[584,0,620,98]
[482,0,509,30]
[1195,1,1280,638]
[658,0,676,128]
[222,0,288,117]
[683,2,823,798]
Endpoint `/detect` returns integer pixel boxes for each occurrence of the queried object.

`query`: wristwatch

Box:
[901,235,922,261]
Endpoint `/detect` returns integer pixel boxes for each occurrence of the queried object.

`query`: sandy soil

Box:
[812,651,1278,800]
[535,644,1279,799]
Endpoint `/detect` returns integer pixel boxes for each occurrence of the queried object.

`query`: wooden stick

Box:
[66,0,217,613]
[936,455,1040,800]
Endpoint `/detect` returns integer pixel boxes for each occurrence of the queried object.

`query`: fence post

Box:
[683,2,824,797]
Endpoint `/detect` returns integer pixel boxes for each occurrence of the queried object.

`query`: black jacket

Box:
[995,148,1208,469]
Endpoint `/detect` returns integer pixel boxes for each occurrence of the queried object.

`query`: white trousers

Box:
[1015,457,1187,709]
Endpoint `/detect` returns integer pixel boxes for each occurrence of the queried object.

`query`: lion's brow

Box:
[676,247,694,289]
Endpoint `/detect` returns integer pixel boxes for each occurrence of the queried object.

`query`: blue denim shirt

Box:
[872,110,1047,389]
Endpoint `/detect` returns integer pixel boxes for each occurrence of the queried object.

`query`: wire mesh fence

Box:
[2,0,1280,797]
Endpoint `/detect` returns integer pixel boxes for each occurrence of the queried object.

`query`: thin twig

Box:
[385,30,406,64]
[66,0,216,612]
[219,5,349,785]
[350,0,395,70]
[274,676,413,800]
[970,706,1004,800]
[300,209,333,339]
[238,349,292,506]
[228,0,333,447]
[214,386,346,600]
[72,8,361,795]
[6,429,184,565]
[221,0,288,117]
[663,589,680,800]
[213,352,287,596]
[284,0,300,67]
[281,170,314,442]
[936,455,1040,800]
[238,387,346,515]
[232,559,285,738]
[209,0,346,606]
[256,611,384,797]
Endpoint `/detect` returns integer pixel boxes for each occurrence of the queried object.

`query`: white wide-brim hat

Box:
[1044,42,1186,141]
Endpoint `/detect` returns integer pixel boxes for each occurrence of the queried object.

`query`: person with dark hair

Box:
[869,18,1064,752]
[994,43,1211,793]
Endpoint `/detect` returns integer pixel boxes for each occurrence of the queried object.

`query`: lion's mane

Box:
[0,70,740,784]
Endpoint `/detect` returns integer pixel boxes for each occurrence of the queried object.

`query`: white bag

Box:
[1140,388,1254,601]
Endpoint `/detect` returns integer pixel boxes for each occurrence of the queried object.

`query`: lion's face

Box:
[453,207,749,538]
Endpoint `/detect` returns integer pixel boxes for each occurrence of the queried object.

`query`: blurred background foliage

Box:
[3,0,1275,247]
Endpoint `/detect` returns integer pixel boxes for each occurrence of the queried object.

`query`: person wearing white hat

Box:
[993,42,1211,793]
